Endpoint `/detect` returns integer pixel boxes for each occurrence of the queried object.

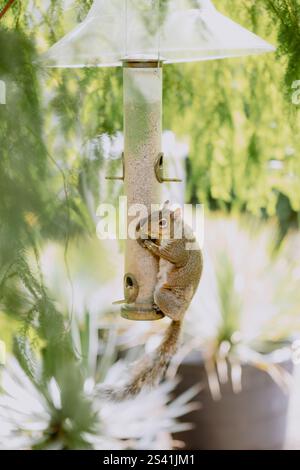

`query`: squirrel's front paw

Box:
[144,240,157,250]
[137,238,151,249]
[144,240,160,257]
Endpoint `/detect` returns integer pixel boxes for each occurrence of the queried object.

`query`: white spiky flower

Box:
[86,361,199,450]
[0,356,198,450]
[0,240,200,450]
[174,216,299,398]
[187,215,300,344]
[0,358,51,450]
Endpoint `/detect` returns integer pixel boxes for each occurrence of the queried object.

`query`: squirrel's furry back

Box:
[99,320,181,401]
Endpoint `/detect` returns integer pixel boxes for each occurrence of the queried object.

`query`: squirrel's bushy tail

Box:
[99,320,181,401]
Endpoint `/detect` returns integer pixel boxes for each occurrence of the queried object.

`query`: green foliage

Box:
[1,253,98,449]
[1,0,298,246]
[163,0,300,240]
[0,29,46,266]
[262,0,300,92]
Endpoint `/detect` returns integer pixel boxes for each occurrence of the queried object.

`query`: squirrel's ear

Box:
[162,200,170,209]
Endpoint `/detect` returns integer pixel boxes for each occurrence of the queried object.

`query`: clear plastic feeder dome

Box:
[43,0,275,68]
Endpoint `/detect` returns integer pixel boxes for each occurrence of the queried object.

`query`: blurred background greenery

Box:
[0,0,300,449]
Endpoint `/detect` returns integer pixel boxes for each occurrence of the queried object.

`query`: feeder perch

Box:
[43,0,275,321]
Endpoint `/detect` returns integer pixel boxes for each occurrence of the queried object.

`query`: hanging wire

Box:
[125,0,128,59]
[157,0,161,70]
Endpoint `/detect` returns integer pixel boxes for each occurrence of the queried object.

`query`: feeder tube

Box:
[122,60,163,321]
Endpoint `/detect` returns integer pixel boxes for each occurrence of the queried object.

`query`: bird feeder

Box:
[43,0,275,321]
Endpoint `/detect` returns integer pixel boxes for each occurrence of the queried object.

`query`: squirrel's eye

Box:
[159,218,168,228]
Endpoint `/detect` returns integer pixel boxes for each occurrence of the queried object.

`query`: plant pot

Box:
[175,350,293,450]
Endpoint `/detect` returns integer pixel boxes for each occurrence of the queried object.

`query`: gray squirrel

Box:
[102,201,203,400]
